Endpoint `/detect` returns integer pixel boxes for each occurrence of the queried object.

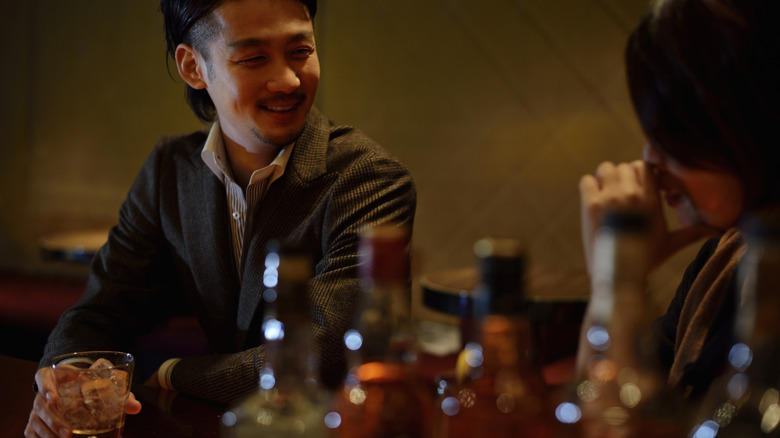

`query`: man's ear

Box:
[175,43,207,90]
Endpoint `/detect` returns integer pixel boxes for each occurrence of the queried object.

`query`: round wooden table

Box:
[419,264,589,368]
[38,228,110,264]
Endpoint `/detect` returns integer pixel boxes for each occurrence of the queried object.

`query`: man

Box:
[25,0,416,436]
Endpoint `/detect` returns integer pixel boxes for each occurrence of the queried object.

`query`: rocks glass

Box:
[50,351,134,438]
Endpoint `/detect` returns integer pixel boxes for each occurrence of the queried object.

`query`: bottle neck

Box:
[260,312,319,392]
[475,314,533,373]
[586,226,651,370]
[737,236,780,347]
[730,237,780,394]
[467,239,530,372]
[348,281,415,366]
[602,284,645,369]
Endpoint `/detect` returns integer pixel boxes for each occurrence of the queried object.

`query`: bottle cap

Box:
[358,224,410,285]
[264,240,313,317]
[741,211,780,242]
[600,209,648,233]
[473,237,526,316]
[265,240,313,282]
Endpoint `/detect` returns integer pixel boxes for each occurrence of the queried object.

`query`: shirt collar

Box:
[201,120,294,185]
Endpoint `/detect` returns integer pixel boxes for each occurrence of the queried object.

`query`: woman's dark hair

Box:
[159,0,317,123]
[626,0,780,208]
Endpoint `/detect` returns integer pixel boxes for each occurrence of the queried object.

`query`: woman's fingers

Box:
[582,161,653,217]
[581,160,670,275]
[582,160,715,270]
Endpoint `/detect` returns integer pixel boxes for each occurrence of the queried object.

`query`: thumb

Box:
[125,392,142,415]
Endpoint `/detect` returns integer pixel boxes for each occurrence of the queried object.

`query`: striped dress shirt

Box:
[157,122,294,390]
[200,121,293,277]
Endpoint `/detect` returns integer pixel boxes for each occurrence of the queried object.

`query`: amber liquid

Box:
[438,369,554,438]
[565,374,689,438]
[438,317,555,438]
[332,362,433,438]
[70,427,122,438]
[576,418,687,438]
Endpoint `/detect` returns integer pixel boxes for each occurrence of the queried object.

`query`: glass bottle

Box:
[329,223,434,438]
[558,210,688,438]
[221,241,329,438]
[436,237,555,438]
[688,213,780,437]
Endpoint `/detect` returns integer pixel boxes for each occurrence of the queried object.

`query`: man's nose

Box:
[267,62,301,93]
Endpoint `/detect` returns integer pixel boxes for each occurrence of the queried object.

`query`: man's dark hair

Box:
[625,0,780,209]
[159,0,317,123]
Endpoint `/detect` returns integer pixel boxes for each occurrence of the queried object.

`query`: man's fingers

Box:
[25,409,50,438]
[36,368,59,400]
[28,393,69,438]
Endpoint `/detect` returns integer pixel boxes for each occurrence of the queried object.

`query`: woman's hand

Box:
[579,160,717,276]
[25,367,142,438]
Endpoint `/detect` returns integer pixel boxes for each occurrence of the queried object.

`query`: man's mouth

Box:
[262,102,298,112]
[258,96,305,113]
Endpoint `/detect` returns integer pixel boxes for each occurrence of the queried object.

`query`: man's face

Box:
[197,0,319,151]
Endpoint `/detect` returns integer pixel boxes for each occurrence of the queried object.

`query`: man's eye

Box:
[291,47,314,58]
[239,56,266,64]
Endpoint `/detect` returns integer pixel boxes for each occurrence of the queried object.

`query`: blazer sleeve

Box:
[309,149,417,389]
[41,143,177,366]
[169,148,417,403]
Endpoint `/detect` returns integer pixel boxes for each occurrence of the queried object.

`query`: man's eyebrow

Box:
[227,31,315,49]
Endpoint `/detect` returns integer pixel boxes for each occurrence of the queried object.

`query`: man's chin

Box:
[251,126,305,148]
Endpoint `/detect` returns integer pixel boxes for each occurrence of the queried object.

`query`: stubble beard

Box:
[250,125,305,149]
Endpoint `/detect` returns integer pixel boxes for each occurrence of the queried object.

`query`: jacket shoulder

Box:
[325,123,409,173]
[328,123,383,154]
[152,130,208,158]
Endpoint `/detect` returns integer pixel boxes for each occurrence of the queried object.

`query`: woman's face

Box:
[642,143,745,230]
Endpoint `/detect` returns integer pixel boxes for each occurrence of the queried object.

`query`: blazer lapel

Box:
[234,107,332,349]
[180,150,240,353]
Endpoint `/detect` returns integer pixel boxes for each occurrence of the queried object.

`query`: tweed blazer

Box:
[41,107,417,403]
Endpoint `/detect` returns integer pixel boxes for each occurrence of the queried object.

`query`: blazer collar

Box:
[286,106,331,183]
[233,106,333,349]
[178,148,241,352]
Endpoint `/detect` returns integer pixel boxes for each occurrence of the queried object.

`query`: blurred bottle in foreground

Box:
[688,213,780,437]
[221,242,329,438]
[329,223,433,438]
[557,210,689,437]
[435,237,554,438]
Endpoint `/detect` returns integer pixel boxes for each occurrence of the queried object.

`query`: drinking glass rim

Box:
[50,350,134,369]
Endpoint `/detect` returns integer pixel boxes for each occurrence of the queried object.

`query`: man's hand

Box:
[145,370,161,388]
[24,367,142,438]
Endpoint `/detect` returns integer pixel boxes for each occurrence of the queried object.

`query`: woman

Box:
[579,0,780,398]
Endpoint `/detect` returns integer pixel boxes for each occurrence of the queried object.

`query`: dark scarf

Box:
[669,227,746,388]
